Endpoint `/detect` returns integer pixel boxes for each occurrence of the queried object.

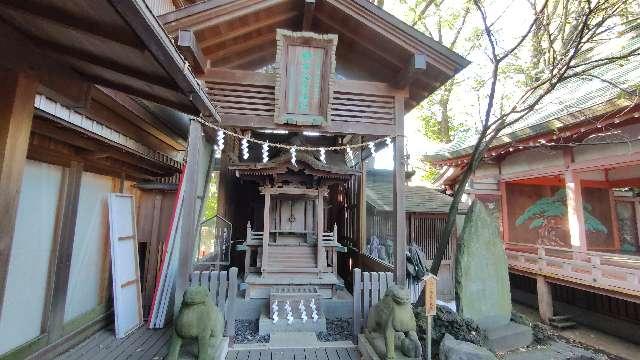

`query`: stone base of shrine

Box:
[485,321,533,352]
[245,273,340,299]
[258,313,327,335]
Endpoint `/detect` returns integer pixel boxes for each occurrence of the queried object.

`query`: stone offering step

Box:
[549,314,573,322]
[549,314,577,329]
[549,321,577,329]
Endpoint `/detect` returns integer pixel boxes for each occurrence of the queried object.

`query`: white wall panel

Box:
[0,161,63,355]
[64,172,113,322]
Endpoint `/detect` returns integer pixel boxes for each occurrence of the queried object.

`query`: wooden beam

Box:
[393,95,407,286]
[0,71,38,318]
[95,87,187,150]
[80,73,193,115]
[198,10,298,49]
[205,32,275,60]
[46,161,84,342]
[220,114,396,136]
[393,53,427,89]
[31,116,179,176]
[314,12,404,68]
[177,29,206,74]
[0,0,144,49]
[33,39,177,90]
[173,120,205,315]
[217,45,276,70]
[110,0,220,120]
[162,0,289,33]
[302,0,316,31]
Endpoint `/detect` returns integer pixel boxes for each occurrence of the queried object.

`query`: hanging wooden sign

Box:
[274,29,338,126]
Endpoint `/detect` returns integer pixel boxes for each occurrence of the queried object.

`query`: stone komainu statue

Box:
[365,286,422,360]
[167,286,225,360]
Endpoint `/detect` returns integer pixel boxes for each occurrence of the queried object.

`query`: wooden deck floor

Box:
[56,325,172,360]
[57,326,360,360]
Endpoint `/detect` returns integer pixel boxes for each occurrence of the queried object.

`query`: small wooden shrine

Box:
[231,150,358,298]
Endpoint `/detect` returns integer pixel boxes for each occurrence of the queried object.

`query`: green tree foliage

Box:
[516,189,608,234]
[201,171,219,221]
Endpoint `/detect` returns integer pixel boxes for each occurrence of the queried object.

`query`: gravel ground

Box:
[317,318,353,342]
[234,320,270,344]
[235,318,353,343]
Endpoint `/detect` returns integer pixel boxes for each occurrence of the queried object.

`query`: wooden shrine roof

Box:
[0,0,218,118]
[158,0,470,109]
[229,150,359,178]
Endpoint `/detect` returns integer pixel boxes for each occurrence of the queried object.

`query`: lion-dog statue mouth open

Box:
[167,286,224,360]
[365,286,422,360]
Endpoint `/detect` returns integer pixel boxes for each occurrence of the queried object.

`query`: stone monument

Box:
[455,200,532,352]
[359,286,422,360]
[167,286,228,360]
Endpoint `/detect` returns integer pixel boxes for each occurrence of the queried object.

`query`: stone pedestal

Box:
[260,285,326,335]
[176,337,229,360]
[259,313,326,335]
[358,334,418,360]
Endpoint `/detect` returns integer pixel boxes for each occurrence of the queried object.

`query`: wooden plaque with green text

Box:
[274,30,338,126]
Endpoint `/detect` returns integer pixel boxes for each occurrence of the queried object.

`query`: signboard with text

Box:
[274,30,337,126]
[424,274,437,316]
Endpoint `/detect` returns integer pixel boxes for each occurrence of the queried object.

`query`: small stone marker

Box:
[423,274,437,360]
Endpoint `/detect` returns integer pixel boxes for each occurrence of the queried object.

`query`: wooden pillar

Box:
[565,170,587,251]
[499,181,510,243]
[47,161,83,341]
[174,120,203,314]
[609,189,621,251]
[0,71,38,317]
[359,148,367,253]
[317,188,324,272]
[394,95,407,286]
[536,275,554,323]
[262,190,271,274]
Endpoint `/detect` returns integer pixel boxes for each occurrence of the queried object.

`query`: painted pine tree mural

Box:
[516,189,607,246]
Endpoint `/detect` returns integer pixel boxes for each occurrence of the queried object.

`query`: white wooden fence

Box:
[352,268,395,343]
[188,267,238,335]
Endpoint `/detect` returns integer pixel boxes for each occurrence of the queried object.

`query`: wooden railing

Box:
[505,243,640,297]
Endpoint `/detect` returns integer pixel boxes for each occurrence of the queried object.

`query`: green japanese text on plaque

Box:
[274,30,338,126]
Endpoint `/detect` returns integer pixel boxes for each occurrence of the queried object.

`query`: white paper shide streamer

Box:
[319,148,326,164]
[368,141,376,158]
[215,129,224,158]
[290,146,297,166]
[241,137,249,160]
[346,146,354,163]
[262,142,269,163]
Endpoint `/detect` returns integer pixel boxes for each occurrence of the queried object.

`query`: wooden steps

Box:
[267,245,317,270]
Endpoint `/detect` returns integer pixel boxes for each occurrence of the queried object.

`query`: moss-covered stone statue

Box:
[365,286,422,360]
[167,286,224,360]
